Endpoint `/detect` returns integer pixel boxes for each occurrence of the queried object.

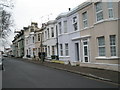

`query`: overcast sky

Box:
[13,0,86,30]
[1,0,86,50]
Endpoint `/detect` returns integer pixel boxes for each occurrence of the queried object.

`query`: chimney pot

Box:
[69,8,71,11]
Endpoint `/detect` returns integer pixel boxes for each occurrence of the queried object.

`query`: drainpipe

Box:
[40,32,44,62]
[56,25,59,60]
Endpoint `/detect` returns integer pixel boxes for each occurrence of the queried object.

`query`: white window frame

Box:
[98,36,106,56]
[72,16,78,31]
[47,28,50,39]
[45,31,47,40]
[52,46,55,55]
[82,11,88,28]
[33,36,34,43]
[58,22,62,34]
[95,2,104,22]
[38,33,40,41]
[65,43,69,56]
[48,46,50,55]
[72,16,77,24]
[108,2,114,19]
[51,27,54,37]
[64,20,67,33]
[110,35,116,56]
[60,44,63,56]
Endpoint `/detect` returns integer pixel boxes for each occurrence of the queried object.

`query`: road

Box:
[2,57,118,88]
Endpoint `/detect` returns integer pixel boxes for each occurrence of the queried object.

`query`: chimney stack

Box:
[69,8,71,11]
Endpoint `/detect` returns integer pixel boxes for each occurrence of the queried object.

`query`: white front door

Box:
[82,40,89,62]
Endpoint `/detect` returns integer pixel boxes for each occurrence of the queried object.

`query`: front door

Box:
[83,40,89,62]
[75,43,79,61]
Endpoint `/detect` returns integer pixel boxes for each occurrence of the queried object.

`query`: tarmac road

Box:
[2,57,119,88]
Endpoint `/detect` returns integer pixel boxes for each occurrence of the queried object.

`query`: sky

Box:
[1,0,119,50]
[1,0,86,50]
[13,0,86,30]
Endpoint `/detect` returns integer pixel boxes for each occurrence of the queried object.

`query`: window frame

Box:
[95,2,104,22]
[97,36,106,56]
[47,28,50,39]
[48,46,50,55]
[52,46,55,55]
[108,2,114,19]
[64,20,67,33]
[65,43,69,56]
[58,22,62,34]
[51,27,54,37]
[110,35,116,56]
[33,36,34,43]
[72,16,78,31]
[82,11,88,28]
[38,33,40,41]
[45,31,47,40]
[60,44,63,56]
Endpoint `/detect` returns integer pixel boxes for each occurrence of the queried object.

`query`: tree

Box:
[0,0,14,50]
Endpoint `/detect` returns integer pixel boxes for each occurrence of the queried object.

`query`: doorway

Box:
[75,43,79,61]
[82,40,89,62]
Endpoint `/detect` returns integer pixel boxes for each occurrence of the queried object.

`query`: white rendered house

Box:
[56,12,71,62]
[42,20,57,59]
[23,22,38,59]
[56,8,81,65]
[23,26,30,59]
[67,9,81,65]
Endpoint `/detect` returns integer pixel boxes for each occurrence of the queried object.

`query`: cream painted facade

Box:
[77,2,119,71]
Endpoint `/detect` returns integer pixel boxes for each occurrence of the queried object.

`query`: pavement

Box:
[15,57,120,86]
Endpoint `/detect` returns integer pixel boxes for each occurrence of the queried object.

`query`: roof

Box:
[56,12,68,20]
[47,20,57,25]
[56,2,92,19]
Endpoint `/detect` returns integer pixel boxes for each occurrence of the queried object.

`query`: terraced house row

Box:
[12,1,120,71]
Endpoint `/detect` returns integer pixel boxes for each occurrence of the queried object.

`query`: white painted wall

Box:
[56,10,81,64]
[43,20,57,59]
[57,14,70,61]
[28,32,35,58]
[67,12,81,63]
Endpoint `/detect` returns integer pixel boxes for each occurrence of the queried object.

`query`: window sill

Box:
[94,20,104,25]
[62,33,69,35]
[80,61,90,63]
[81,27,89,31]
[58,34,62,36]
[95,57,119,60]
[94,18,118,25]
[68,30,80,35]
[59,56,70,57]
[51,37,54,38]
